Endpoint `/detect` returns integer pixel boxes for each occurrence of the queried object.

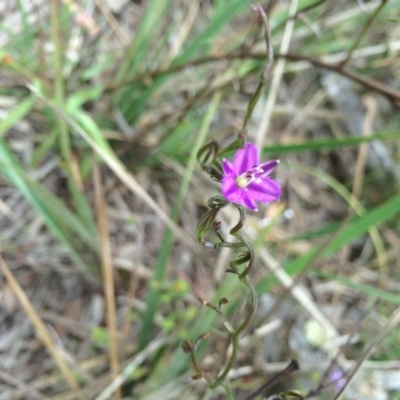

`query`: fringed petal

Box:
[246,179,281,203]
[232,143,259,175]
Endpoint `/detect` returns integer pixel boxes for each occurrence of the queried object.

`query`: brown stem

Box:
[280,52,400,104]
[245,359,300,400]
[106,50,400,105]
[251,4,273,81]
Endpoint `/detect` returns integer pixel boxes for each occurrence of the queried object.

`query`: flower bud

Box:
[207,195,228,209]
[199,332,210,340]
[219,297,229,306]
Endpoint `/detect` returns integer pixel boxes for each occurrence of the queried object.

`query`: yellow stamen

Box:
[236,176,248,188]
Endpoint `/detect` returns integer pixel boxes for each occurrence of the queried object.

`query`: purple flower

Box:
[329,369,346,393]
[221,143,281,211]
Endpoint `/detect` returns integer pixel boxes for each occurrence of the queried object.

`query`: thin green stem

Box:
[205,303,235,334]
[216,311,236,335]
[339,0,388,68]
[193,202,258,392]
[210,334,239,388]
[236,277,257,336]
[211,260,257,388]
[191,352,212,384]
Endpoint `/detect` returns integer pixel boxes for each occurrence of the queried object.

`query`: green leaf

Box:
[0,96,36,138]
[66,85,103,110]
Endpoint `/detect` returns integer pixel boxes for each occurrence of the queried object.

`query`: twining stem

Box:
[210,261,258,388]
[192,202,259,390]
[191,352,212,384]
[205,302,235,334]
[188,5,278,394]
[236,277,257,336]
[211,333,239,388]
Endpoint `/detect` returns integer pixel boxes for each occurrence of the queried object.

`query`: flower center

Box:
[236,167,262,189]
[236,175,249,188]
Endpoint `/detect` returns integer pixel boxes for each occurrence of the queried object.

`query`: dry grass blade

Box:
[350,95,387,280]
[255,0,299,148]
[351,95,376,200]
[94,336,166,400]
[339,0,388,68]
[334,306,400,400]
[162,0,201,68]
[0,253,79,391]
[259,248,340,353]
[93,158,120,399]
[0,369,50,400]
[94,0,129,46]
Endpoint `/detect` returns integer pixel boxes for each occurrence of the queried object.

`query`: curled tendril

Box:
[197,140,219,168]
[230,205,246,234]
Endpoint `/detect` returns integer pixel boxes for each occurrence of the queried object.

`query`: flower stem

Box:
[211,266,257,388]
[236,277,257,336]
[210,334,239,388]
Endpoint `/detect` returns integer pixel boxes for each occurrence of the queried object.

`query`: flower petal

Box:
[232,143,259,175]
[243,197,258,211]
[259,160,279,176]
[246,178,281,203]
[222,159,234,175]
[221,175,244,203]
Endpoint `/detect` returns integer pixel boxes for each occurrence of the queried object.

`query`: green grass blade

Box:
[315,271,400,305]
[114,0,249,123]
[322,195,400,255]
[257,192,400,293]
[0,140,99,278]
[172,0,249,65]
[114,0,172,86]
[139,92,222,349]
[261,131,400,156]
[0,96,36,138]
[293,163,387,271]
